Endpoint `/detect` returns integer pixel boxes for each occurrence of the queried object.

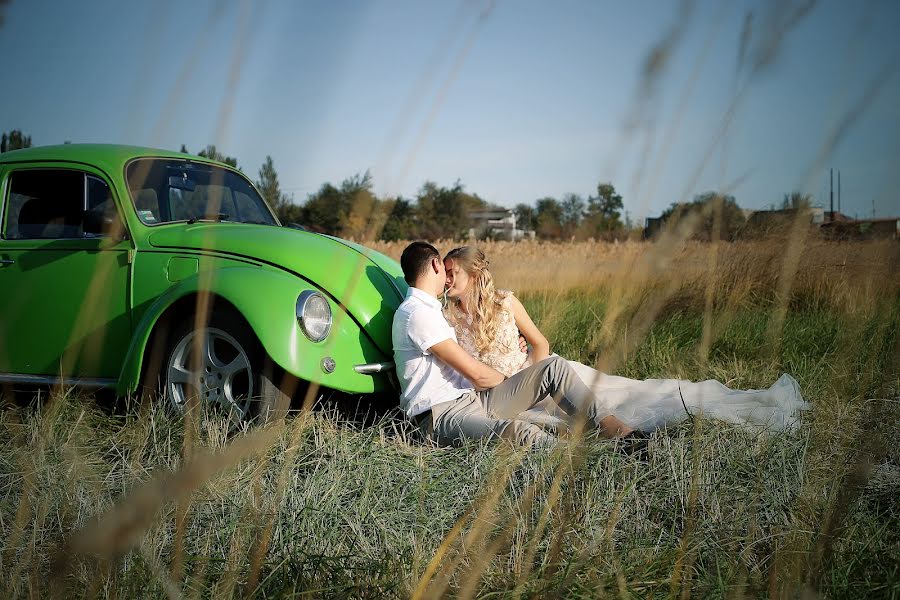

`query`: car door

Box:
[0,166,132,382]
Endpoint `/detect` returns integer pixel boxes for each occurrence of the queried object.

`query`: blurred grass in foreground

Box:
[1,239,898,598]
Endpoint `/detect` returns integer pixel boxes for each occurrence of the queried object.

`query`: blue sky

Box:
[1,0,898,220]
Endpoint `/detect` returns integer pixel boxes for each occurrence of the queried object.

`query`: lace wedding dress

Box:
[446,291,810,431]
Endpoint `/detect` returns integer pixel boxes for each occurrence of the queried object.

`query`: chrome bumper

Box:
[353,361,394,374]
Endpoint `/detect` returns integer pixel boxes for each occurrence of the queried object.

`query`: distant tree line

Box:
[650,190,817,241]
[270,175,634,242]
[268,170,492,241]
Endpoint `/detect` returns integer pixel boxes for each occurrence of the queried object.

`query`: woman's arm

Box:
[508,295,550,364]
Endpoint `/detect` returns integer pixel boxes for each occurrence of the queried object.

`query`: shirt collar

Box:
[407,286,443,310]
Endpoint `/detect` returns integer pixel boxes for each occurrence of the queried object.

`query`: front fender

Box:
[117,267,393,395]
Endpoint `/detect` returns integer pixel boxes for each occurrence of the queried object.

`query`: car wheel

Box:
[163,311,294,426]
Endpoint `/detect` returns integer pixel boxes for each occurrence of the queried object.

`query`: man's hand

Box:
[518,333,528,354]
[429,338,506,389]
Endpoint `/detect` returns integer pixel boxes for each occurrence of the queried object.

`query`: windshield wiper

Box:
[186,213,230,225]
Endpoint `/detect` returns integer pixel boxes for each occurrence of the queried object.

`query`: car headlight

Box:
[296,290,332,342]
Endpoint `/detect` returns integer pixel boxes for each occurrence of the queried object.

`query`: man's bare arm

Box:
[429,339,505,390]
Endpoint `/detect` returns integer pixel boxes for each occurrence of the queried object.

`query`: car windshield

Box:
[126,158,277,226]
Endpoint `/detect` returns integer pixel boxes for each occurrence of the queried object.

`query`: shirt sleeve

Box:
[407,308,453,354]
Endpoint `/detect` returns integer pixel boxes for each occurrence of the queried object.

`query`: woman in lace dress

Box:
[442,246,809,432]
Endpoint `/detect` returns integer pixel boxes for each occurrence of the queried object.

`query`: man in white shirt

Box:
[392,241,636,447]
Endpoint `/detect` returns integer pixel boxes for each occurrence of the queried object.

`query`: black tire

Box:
[155,309,296,426]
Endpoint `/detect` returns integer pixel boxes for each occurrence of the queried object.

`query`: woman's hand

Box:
[510,294,550,363]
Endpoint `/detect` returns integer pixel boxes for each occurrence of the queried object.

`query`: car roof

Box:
[0,143,231,172]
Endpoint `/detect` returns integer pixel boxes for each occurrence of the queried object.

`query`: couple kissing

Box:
[391,241,808,450]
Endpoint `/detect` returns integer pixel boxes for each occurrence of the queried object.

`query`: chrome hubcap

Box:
[166,327,254,425]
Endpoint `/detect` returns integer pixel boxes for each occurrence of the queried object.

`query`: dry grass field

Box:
[1,236,898,598]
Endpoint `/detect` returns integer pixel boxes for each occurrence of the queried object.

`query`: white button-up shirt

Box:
[392,286,473,417]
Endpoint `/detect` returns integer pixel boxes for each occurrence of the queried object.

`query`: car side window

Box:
[5,170,85,239]
[3,170,124,240]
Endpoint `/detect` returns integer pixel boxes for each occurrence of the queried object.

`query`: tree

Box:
[276,201,303,226]
[341,172,387,240]
[514,203,537,231]
[560,193,585,237]
[781,191,812,210]
[256,155,292,216]
[415,180,484,240]
[302,182,343,234]
[301,171,388,239]
[535,197,563,239]
[1,130,32,153]
[659,191,746,241]
[197,145,238,169]
[381,197,417,241]
[586,182,624,233]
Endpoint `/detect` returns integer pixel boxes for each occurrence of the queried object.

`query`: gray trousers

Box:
[418,356,601,447]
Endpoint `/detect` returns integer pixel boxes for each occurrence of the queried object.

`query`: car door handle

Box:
[0,259,14,265]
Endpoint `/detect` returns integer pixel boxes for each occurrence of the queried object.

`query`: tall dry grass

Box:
[376,237,898,376]
[371,238,898,310]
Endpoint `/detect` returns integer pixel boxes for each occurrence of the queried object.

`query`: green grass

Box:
[1,290,898,598]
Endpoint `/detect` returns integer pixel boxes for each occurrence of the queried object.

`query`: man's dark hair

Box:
[400,241,440,285]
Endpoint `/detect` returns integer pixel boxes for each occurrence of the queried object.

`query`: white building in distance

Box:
[467,208,533,240]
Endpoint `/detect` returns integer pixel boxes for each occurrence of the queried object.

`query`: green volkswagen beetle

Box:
[0,144,407,422]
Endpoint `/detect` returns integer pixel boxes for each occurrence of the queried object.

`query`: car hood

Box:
[147,224,408,356]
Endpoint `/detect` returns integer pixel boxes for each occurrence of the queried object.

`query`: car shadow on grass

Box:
[310,387,418,440]
[1,382,420,445]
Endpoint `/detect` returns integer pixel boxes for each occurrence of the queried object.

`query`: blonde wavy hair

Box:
[444,246,502,354]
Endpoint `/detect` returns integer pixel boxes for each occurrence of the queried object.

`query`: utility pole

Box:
[829,168,834,220]
[837,170,841,213]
